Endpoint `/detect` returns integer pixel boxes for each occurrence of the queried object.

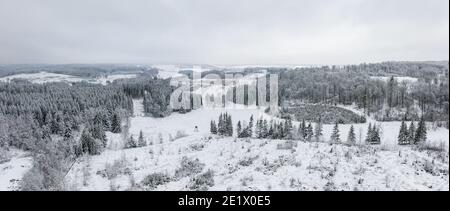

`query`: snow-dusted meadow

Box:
[62,99,449,191]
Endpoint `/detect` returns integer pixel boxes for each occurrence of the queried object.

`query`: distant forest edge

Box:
[0,64,159,78]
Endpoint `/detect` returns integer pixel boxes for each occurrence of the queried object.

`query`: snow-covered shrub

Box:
[189,143,205,152]
[175,130,188,139]
[175,156,205,178]
[142,172,172,189]
[99,156,131,180]
[238,156,258,167]
[323,181,337,191]
[277,141,295,150]
[188,169,215,191]
[240,176,254,187]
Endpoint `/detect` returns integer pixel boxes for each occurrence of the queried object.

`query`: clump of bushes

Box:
[188,170,215,191]
[175,156,205,178]
[98,156,131,180]
[141,172,172,189]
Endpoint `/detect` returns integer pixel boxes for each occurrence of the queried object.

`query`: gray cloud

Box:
[0,0,448,65]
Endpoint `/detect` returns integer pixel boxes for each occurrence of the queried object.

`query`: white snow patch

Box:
[0,149,33,191]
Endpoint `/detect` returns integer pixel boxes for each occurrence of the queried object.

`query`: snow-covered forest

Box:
[0,62,448,191]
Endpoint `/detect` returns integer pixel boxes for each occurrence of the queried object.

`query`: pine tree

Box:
[278,122,285,139]
[125,135,137,149]
[398,121,409,145]
[347,125,356,145]
[305,123,314,142]
[314,120,323,142]
[414,118,427,144]
[371,127,381,145]
[210,120,218,135]
[298,120,306,140]
[256,119,262,138]
[365,123,373,144]
[138,130,147,147]
[248,115,254,137]
[111,112,122,133]
[330,122,341,143]
[267,121,274,139]
[285,117,294,140]
[81,129,101,155]
[90,123,107,147]
[236,121,242,138]
[407,121,416,144]
[226,114,233,137]
[218,114,224,135]
[262,119,268,138]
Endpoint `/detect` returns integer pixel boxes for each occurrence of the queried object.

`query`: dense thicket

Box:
[117,77,173,117]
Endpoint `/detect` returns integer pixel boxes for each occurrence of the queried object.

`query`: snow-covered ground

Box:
[65,133,449,191]
[0,149,33,191]
[0,72,137,85]
[1,72,448,191]
[62,96,449,191]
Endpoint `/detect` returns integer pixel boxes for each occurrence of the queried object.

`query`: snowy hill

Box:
[65,134,449,191]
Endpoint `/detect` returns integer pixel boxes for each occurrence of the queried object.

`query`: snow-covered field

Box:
[62,97,449,191]
[65,132,449,191]
[0,149,32,191]
[1,72,448,191]
[0,72,137,85]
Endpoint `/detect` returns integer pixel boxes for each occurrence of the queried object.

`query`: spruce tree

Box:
[256,119,262,138]
[226,114,233,137]
[236,121,242,138]
[305,123,314,142]
[125,135,137,149]
[407,121,416,144]
[111,113,122,133]
[138,130,147,147]
[210,120,218,135]
[90,123,107,147]
[398,121,409,145]
[314,120,323,142]
[248,115,254,137]
[414,118,427,144]
[81,129,100,155]
[285,117,293,140]
[267,122,274,139]
[365,123,373,144]
[347,125,356,145]
[371,127,381,145]
[218,114,224,135]
[262,119,268,138]
[330,122,341,143]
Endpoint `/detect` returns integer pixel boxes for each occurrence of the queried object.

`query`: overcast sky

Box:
[0,0,448,65]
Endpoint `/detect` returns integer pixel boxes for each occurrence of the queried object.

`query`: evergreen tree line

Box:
[210,113,233,136]
[209,114,391,146]
[398,118,427,145]
[124,130,148,149]
[117,77,173,117]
